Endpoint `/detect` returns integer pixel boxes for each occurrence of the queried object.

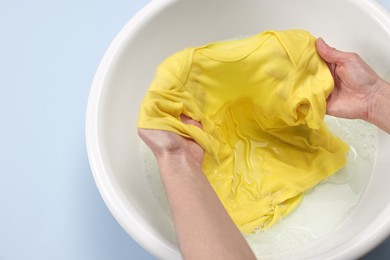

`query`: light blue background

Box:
[0,1,389,259]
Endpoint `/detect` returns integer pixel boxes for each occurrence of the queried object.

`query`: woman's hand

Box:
[138,115,204,168]
[316,38,390,133]
[138,115,256,260]
[316,38,382,121]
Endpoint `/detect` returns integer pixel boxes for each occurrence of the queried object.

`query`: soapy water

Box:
[139,115,378,257]
[140,143,171,214]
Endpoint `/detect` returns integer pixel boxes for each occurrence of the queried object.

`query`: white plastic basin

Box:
[86,0,390,259]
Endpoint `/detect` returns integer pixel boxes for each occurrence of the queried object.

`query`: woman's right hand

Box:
[316,38,381,121]
[316,38,390,133]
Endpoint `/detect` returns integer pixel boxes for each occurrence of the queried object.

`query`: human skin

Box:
[138,39,390,259]
[316,38,390,134]
[138,115,256,260]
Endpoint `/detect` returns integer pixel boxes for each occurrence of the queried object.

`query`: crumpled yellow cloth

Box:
[138,29,349,233]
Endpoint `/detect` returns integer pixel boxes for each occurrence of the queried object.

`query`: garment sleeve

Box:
[272,30,334,129]
[138,48,220,157]
[138,48,194,135]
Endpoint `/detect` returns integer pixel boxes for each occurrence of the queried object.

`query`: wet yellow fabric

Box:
[138,29,349,233]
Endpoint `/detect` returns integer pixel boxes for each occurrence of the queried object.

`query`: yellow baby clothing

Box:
[138,29,349,233]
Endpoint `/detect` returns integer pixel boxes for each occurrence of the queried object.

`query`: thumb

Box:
[316,38,343,64]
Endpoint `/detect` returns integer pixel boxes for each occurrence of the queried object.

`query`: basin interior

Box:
[92,0,390,258]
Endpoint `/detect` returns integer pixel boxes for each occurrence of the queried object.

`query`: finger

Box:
[180,114,203,129]
[315,38,345,64]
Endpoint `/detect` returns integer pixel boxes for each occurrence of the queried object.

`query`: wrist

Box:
[368,79,390,133]
[157,153,203,175]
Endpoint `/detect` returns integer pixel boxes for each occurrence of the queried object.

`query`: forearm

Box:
[369,79,390,134]
[157,155,256,260]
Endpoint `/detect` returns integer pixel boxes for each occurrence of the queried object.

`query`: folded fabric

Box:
[138,29,349,233]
